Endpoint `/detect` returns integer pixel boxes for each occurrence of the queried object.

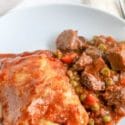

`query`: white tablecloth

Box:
[0,0,122,18]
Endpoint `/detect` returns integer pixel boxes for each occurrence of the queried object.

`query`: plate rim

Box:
[1,3,125,25]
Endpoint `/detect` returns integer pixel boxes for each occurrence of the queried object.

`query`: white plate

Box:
[0,4,125,124]
[0,4,125,53]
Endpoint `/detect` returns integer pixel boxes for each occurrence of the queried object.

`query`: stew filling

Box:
[54,29,125,125]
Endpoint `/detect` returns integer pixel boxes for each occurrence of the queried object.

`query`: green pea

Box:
[75,86,84,94]
[88,119,94,125]
[54,50,63,59]
[70,80,79,87]
[101,67,110,77]
[75,76,80,81]
[80,94,86,102]
[91,103,100,111]
[105,78,114,86]
[103,115,111,123]
[73,71,77,76]
[67,70,73,78]
[98,43,107,51]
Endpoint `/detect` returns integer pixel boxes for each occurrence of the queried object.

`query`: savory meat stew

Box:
[55,29,125,125]
[0,29,125,125]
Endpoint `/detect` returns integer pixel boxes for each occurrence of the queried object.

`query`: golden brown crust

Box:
[0,50,88,125]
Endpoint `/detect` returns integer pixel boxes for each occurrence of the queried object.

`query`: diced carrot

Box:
[85,94,98,105]
[106,36,115,43]
[105,121,113,125]
[94,57,105,72]
[61,53,77,64]
[120,78,125,85]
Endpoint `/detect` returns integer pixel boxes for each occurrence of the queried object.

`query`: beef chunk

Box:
[93,57,106,72]
[120,71,125,80]
[104,86,125,106]
[84,57,106,76]
[93,35,107,46]
[93,36,117,48]
[85,46,102,59]
[56,30,85,51]
[107,44,125,71]
[79,36,87,46]
[104,85,125,115]
[74,52,92,70]
[81,72,105,91]
[119,42,125,49]
[115,106,125,116]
